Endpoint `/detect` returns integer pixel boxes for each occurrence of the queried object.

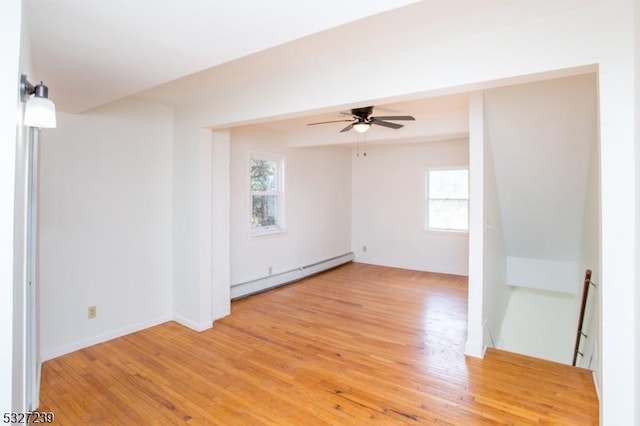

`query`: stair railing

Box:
[572,269,596,366]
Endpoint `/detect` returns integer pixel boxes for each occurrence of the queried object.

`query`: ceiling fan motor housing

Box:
[352,106,374,121]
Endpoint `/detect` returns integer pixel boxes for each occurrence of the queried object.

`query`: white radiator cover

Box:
[231,252,354,299]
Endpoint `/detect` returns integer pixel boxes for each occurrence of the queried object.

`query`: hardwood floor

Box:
[39,263,599,424]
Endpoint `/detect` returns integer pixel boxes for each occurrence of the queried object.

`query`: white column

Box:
[197,129,213,329]
[465,91,485,358]
[599,58,637,425]
[211,129,231,320]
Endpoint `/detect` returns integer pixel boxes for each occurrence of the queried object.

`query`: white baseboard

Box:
[172,314,213,332]
[41,314,172,361]
[211,302,231,322]
[464,340,486,358]
[231,252,354,299]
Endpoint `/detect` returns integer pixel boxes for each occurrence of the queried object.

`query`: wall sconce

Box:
[21,74,56,128]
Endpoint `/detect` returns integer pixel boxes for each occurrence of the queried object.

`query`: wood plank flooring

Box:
[39,262,599,424]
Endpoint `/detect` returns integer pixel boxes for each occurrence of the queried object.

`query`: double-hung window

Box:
[425,168,469,232]
[250,153,284,235]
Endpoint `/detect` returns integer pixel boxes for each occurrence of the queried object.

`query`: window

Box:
[250,153,284,235]
[425,168,468,232]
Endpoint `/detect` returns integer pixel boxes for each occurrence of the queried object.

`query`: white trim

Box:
[26,128,39,410]
[232,269,304,299]
[41,314,172,361]
[250,227,289,238]
[172,315,213,332]
[464,340,486,358]
[231,253,354,299]
[421,229,469,237]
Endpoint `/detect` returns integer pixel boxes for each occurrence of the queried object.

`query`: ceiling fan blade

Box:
[340,123,354,133]
[371,115,415,121]
[307,119,353,126]
[371,118,403,129]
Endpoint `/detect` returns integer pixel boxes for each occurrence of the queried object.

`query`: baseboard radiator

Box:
[230,252,354,300]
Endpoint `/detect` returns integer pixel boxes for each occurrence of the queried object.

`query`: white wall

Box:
[597,8,637,420]
[38,97,173,360]
[230,126,352,285]
[171,115,203,328]
[636,0,640,424]
[481,98,509,351]
[1,0,23,414]
[351,140,468,275]
[500,287,579,364]
[484,75,597,293]
[505,258,580,294]
[167,2,636,422]
[636,0,640,420]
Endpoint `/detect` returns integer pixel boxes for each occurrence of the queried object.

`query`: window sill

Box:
[250,227,288,239]
[422,228,469,237]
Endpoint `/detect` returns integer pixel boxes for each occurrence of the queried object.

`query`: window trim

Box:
[423,166,469,234]
[249,151,286,238]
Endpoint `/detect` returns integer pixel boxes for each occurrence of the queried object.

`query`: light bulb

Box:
[353,122,370,133]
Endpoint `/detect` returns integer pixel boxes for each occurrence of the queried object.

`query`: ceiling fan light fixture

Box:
[353,121,371,133]
[306,105,415,133]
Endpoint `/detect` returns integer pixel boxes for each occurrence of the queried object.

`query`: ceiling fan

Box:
[307,106,415,133]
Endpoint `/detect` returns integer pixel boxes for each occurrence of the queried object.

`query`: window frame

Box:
[423,166,469,234]
[249,151,286,237]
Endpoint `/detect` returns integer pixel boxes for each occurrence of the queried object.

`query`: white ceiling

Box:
[29,0,592,150]
[25,0,419,113]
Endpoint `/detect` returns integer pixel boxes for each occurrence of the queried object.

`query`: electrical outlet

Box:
[362,245,367,252]
[268,266,272,276]
[88,305,97,319]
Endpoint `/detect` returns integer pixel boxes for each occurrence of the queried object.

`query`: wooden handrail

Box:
[572,269,592,366]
